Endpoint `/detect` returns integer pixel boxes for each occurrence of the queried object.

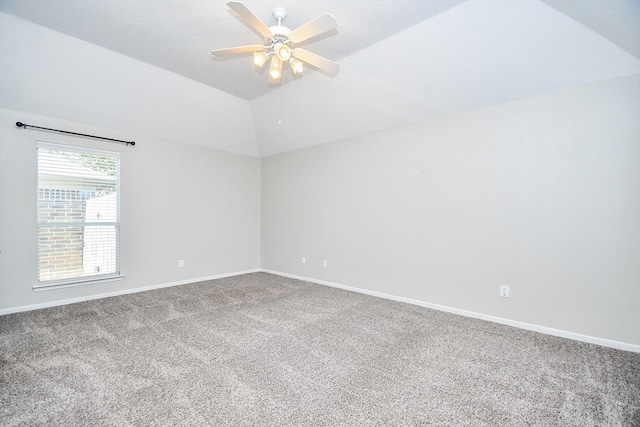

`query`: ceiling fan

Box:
[211,1,339,84]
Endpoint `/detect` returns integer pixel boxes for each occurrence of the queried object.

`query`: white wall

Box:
[0,108,260,310]
[261,74,640,347]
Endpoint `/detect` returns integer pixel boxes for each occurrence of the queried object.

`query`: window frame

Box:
[34,141,123,291]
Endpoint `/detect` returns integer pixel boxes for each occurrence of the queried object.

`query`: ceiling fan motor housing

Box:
[269,25,291,45]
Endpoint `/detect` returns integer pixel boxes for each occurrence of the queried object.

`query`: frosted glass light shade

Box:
[275,44,291,61]
[253,51,268,67]
[290,58,304,74]
[269,56,282,79]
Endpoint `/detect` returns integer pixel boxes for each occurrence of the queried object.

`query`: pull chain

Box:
[277,86,283,134]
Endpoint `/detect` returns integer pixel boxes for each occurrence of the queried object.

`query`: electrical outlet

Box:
[178,259,184,268]
[301,257,306,265]
[500,285,509,298]
[323,260,327,268]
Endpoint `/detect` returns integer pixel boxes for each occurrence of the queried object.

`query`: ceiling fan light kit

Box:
[211,1,339,84]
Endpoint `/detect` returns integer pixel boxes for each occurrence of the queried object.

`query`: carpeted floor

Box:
[1,272,639,426]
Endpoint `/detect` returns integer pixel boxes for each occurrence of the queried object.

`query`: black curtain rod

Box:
[16,122,135,146]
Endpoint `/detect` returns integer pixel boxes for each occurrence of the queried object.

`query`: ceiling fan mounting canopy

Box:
[272,7,287,23]
[210,1,339,83]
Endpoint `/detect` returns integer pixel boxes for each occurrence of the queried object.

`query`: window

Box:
[36,142,121,289]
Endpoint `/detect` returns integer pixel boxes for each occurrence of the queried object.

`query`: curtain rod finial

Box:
[16,122,25,128]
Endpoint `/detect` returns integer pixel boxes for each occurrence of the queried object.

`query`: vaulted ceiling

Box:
[1,0,639,157]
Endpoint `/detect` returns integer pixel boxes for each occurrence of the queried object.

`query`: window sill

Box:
[33,274,124,292]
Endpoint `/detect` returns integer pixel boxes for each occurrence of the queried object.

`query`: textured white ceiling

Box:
[1,0,639,157]
[252,0,640,156]
[0,0,468,100]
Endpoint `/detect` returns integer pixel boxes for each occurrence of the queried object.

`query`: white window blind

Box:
[36,142,120,288]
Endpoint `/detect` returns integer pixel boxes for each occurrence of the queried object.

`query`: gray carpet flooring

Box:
[1,272,639,426]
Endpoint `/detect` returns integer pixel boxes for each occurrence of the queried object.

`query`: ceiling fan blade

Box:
[211,44,265,57]
[227,1,274,40]
[292,48,339,77]
[289,13,337,44]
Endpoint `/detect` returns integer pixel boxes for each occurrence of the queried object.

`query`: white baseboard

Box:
[0,269,260,316]
[261,269,640,353]
[4,268,638,353]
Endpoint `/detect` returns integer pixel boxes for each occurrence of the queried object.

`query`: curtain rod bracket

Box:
[16,121,135,146]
